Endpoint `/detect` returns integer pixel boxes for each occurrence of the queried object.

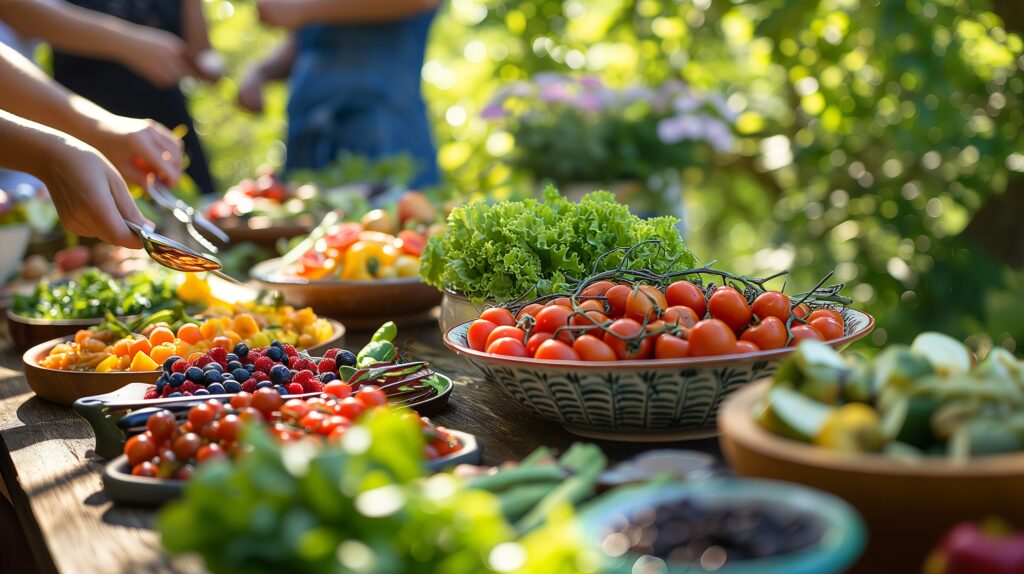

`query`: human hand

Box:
[119,27,191,88]
[89,115,183,188]
[257,0,312,30]
[188,49,225,83]
[38,136,151,249]
[238,66,268,113]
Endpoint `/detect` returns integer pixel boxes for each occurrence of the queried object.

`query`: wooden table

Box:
[0,323,720,574]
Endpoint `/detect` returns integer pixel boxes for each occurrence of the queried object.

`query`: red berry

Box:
[254,357,274,373]
[241,379,258,393]
[253,371,270,382]
[307,379,324,393]
[180,382,199,394]
[209,347,228,364]
[283,344,297,357]
[171,360,188,373]
[287,356,300,368]
[144,386,159,399]
[323,348,341,359]
[287,383,304,395]
[291,370,316,393]
[192,355,213,368]
[317,358,337,374]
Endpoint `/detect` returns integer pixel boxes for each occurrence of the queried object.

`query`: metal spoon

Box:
[125,221,241,285]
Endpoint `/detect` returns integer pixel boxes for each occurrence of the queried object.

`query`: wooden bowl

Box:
[215,215,316,248]
[22,319,345,407]
[251,258,442,330]
[7,309,107,353]
[718,380,1024,573]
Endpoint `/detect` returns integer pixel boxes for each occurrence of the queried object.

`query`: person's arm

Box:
[237,34,297,112]
[181,0,222,82]
[257,0,440,29]
[0,42,182,186]
[0,0,190,87]
[0,109,148,248]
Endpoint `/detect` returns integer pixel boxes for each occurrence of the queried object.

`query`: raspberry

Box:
[209,347,228,364]
[144,387,159,399]
[299,359,318,372]
[180,381,200,394]
[171,360,188,373]
[283,344,298,357]
[306,379,324,393]
[287,383,304,395]
[253,371,270,382]
[161,386,175,397]
[254,357,274,373]
[323,348,341,360]
[287,355,300,368]
[241,379,258,393]
[317,358,337,374]
[193,355,213,368]
[292,370,317,393]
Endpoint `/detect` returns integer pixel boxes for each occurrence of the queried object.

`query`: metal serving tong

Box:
[125,221,242,285]
[146,180,229,253]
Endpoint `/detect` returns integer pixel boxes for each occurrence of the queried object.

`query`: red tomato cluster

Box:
[466,280,847,361]
[124,387,460,480]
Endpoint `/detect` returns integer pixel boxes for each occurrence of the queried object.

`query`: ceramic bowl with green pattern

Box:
[443,308,873,441]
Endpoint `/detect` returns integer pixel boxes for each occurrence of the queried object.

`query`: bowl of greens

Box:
[8,268,179,351]
[422,188,697,333]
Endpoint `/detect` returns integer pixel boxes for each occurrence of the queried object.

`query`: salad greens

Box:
[12,268,179,320]
[421,187,697,302]
[159,409,597,574]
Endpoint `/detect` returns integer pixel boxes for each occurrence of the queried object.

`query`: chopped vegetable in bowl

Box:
[13,268,179,320]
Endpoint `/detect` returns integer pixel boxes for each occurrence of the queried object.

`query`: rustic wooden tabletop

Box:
[0,322,720,574]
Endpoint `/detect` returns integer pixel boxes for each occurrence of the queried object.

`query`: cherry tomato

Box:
[808,309,844,328]
[357,385,388,408]
[187,403,217,431]
[734,340,761,354]
[467,319,498,351]
[229,392,252,409]
[663,305,700,329]
[125,433,158,466]
[486,337,529,357]
[337,397,366,419]
[324,380,353,399]
[146,410,176,442]
[328,425,347,442]
[280,398,311,421]
[397,229,427,257]
[665,281,706,317]
[516,303,545,321]
[525,332,554,356]
[547,297,573,308]
[577,299,606,313]
[533,339,581,361]
[485,326,526,349]
[605,285,632,317]
[318,415,350,435]
[739,316,788,350]
[810,316,844,340]
[580,280,615,298]
[534,306,573,338]
[299,410,326,432]
[480,307,516,327]
[688,319,738,357]
[752,291,791,322]
[251,388,284,417]
[788,324,825,346]
[173,465,195,480]
[708,287,753,332]
[216,414,240,443]
[196,443,226,463]
[572,335,618,361]
[645,319,669,334]
[603,318,652,360]
[626,285,668,322]
[792,303,811,319]
[571,309,609,332]
[324,223,362,251]
[654,334,690,359]
[172,433,203,461]
[236,407,264,424]
[132,461,158,478]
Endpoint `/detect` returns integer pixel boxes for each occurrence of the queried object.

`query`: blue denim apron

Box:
[286,11,440,188]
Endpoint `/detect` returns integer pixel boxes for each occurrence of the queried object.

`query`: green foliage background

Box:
[188,0,1024,347]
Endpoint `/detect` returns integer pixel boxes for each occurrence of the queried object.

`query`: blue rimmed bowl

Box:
[443,308,873,441]
[579,479,866,574]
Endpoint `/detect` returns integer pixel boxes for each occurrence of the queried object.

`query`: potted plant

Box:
[482,74,736,228]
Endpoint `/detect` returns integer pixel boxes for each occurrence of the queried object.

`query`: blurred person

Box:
[0,41,182,248]
[239,0,441,188]
[0,0,221,194]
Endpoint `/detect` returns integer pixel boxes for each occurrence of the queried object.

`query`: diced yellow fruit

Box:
[129,351,159,372]
[95,355,119,373]
[814,402,884,453]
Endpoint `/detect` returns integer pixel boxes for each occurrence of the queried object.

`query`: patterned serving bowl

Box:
[443,308,873,441]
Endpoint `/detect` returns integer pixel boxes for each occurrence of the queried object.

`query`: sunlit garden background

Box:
[184,0,1024,349]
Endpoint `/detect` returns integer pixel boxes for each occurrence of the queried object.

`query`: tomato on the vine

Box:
[485,326,526,349]
[581,280,615,298]
[792,303,811,319]
[172,433,203,461]
[534,306,573,341]
[572,335,617,361]
[663,305,699,329]
[547,297,573,308]
[480,307,516,327]
[125,433,157,466]
[688,319,738,357]
[605,285,632,318]
[809,316,843,340]
[708,287,752,332]
[665,281,706,317]
[516,303,545,321]
[740,316,788,350]
[356,385,388,408]
[603,318,652,360]
[486,337,529,357]
[337,397,366,419]
[654,334,690,359]
[626,285,668,322]
[251,388,283,417]
[146,410,176,442]
[187,403,217,431]
[324,381,353,399]
[525,332,554,356]
[735,340,761,354]
[751,291,791,322]
[789,324,824,346]
[534,339,581,361]
[808,309,844,328]
[467,319,498,351]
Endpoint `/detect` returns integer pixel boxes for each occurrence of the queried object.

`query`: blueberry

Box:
[269,364,291,385]
[271,340,283,348]
[226,353,239,363]
[266,346,286,362]
[337,350,357,367]
[232,368,250,382]
[185,367,204,383]
[246,364,255,373]
[204,370,223,385]
[227,360,243,371]
[204,362,223,373]
[320,372,337,383]
[256,381,273,390]
[168,392,182,398]
[155,380,167,394]
[169,372,185,388]
[224,380,242,393]
[194,389,210,396]
[206,382,226,395]
[162,355,183,373]
[233,343,249,358]
[275,385,288,395]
